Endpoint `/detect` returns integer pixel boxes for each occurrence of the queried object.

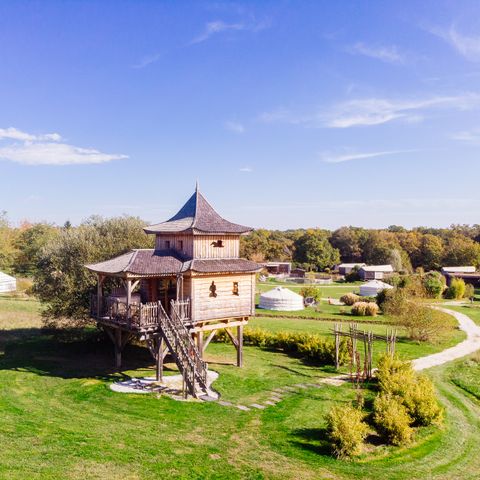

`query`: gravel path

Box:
[412,307,480,371]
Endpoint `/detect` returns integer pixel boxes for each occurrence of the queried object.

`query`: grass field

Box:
[0,295,479,479]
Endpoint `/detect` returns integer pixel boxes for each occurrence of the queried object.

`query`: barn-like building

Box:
[87,186,261,397]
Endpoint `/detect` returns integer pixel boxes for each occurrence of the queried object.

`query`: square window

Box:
[165,240,171,249]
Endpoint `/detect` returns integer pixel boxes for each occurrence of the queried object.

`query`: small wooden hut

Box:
[86,185,261,397]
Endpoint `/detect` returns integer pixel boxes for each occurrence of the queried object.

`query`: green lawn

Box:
[0,296,478,479]
[257,281,360,299]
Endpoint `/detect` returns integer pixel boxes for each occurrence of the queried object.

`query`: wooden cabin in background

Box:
[86,185,261,398]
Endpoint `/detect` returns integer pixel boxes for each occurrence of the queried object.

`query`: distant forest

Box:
[2,210,480,276]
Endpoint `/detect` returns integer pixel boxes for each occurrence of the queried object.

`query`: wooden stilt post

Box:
[197,332,204,359]
[237,324,243,368]
[156,337,163,382]
[114,328,122,370]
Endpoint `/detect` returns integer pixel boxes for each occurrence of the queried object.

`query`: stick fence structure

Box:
[333,323,397,380]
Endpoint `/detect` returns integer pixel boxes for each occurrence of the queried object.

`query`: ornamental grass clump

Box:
[326,404,369,458]
[340,293,360,306]
[373,394,413,446]
[351,302,379,316]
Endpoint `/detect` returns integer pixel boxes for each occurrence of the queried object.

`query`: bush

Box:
[326,405,369,458]
[422,272,445,299]
[214,328,349,365]
[340,292,360,306]
[345,267,360,282]
[464,283,475,299]
[373,394,413,445]
[351,302,379,316]
[299,285,322,303]
[445,278,466,300]
[376,288,395,310]
[376,355,443,427]
[383,292,453,342]
[403,375,443,426]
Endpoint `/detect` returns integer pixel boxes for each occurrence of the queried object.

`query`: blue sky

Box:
[1,0,480,229]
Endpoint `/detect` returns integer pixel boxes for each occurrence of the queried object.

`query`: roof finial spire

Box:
[195,179,199,193]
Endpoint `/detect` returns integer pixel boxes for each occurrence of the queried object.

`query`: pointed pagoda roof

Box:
[144,186,252,235]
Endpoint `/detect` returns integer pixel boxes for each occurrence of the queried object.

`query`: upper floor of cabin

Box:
[143,186,251,260]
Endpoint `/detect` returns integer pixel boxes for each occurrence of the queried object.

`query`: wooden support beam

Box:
[189,319,248,334]
[224,328,239,348]
[202,330,217,353]
[237,324,243,368]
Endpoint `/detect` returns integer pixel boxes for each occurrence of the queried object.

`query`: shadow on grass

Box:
[0,327,167,382]
[289,427,332,456]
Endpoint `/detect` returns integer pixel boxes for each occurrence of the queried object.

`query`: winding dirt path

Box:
[412,306,480,371]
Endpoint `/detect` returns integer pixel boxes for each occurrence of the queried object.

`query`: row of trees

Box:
[240,225,480,272]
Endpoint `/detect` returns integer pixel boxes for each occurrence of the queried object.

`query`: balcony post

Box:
[96,274,104,319]
[126,278,132,328]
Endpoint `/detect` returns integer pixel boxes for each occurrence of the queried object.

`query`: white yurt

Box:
[258,287,304,311]
[0,272,16,293]
[359,280,393,297]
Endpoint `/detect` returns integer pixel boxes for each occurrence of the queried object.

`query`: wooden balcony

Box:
[90,295,190,332]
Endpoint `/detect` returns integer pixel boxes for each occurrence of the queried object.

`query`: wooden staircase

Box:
[156,300,209,398]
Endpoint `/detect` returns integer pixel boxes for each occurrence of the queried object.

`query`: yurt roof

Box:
[260,287,303,300]
[0,271,15,282]
[361,280,393,289]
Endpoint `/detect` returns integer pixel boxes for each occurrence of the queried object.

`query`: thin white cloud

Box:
[320,149,418,164]
[191,20,245,44]
[131,53,162,69]
[190,17,270,44]
[451,127,480,143]
[430,24,480,62]
[349,42,406,64]
[225,121,245,133]
[239,166,253,172]
[259,93,480,129]
[0,127,127,166]
[0,127,62,142]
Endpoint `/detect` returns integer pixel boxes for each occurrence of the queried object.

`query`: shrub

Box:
[326,405,369,458]
[464,283,475,299]
[351,302,379,316]
[345,267,360,282]
[383,292,453,342]
[340,293,360,306]
[403,375,443,426]
[445,278,466,300]
[422,271,445,298]
[376,355,443,427]
[376,355,416,397]
[376,288,395,310]
[214,328,349,365]
[373,394,413,445]
[299,285,322,303]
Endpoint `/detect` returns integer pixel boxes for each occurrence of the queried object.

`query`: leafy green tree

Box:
[419,234,444,271]
[14,222,59,276]
[34,215,154,324]
[329,226,368,262]
[0,211,19,273]
[443,235,480,268]
[293,229,340,271]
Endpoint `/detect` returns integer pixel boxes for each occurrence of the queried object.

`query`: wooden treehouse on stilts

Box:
[86,185,261,398]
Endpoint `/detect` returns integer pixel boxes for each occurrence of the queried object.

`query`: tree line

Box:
[2,211,480,277]
[239,225,480,272]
